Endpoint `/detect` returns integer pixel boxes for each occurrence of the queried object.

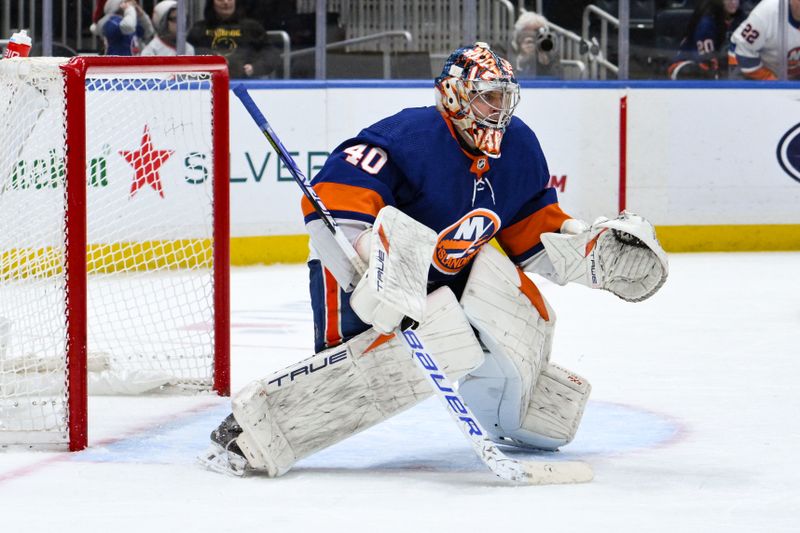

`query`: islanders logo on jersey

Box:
[777,122,800,184]
[433,208,501,274]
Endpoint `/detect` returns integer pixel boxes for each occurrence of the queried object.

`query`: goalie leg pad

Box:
[500,363,591,450]
[458,245,556,443]
[232,286,484,477]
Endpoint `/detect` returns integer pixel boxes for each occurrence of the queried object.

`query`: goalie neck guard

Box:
[435,42,520,158]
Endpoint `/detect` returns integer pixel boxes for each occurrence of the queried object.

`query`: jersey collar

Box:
[438,111,491,180]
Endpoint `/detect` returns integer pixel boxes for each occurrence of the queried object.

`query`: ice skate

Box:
[198,414,250,477]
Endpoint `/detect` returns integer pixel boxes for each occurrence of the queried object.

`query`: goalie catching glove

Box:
[350,206,438,334]
[540,211,668,302]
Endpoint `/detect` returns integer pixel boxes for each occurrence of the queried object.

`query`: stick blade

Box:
[519,460,594,485]
[490,455,594,485]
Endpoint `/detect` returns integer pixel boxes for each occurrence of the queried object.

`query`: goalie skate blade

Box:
[512,460,594,485]
[197,443,249,477]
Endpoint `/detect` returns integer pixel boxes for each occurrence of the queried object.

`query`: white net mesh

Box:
[0,58,70,445]
[0,58,222,447]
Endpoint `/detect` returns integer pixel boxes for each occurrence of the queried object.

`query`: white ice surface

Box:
[1,253,798,532]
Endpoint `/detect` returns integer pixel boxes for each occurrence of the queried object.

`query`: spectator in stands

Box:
[93,0,108,25]
[92,0,155,56]
[512,11,563,78]
[730,0,800,80]
[142,1,195,56]
[188,0,279,78]
[668,0,746,79]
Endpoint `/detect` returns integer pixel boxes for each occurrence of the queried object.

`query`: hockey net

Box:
[0,57,230,450]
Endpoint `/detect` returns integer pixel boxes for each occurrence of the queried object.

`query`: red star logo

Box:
[119,125,174,198]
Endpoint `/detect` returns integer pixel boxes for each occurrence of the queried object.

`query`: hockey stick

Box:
[232,85,593,485]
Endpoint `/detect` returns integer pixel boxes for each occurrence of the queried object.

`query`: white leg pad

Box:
[505,363,591,450]
[459,245,555,437]
[232,286,484,476]
[459,246,591,450]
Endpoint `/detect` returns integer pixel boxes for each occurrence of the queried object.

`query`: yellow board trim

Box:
[231,235,310,265]
[656,224,800,252]
[0,247,63,279]
[229,225,800,266]
[1,239,213,280]
[86,239,213,272]
[4,225,797,279]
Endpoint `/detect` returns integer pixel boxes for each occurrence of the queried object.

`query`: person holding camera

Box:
[512,11,563,79]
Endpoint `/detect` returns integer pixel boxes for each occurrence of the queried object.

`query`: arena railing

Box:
[582,4,621,81]
[267,30,292,80]
[289,31,413,80]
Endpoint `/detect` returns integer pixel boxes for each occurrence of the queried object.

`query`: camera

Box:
[535,26,555,53]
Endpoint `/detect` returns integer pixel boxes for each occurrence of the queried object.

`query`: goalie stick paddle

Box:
[232,85,593,485]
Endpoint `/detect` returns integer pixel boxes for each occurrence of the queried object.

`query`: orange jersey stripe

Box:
[497,203,570,258]
[742,66,778,80]
[301,182,386,219]
[323,267,342,347]
[516,267,549,321]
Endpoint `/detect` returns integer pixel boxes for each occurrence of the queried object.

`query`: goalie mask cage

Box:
[0,56,230,451]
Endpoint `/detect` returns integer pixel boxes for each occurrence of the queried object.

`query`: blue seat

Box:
[593,0,657,28]
[654,7,693,54]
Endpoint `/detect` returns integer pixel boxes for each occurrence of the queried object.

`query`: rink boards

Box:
[72,80,800,263]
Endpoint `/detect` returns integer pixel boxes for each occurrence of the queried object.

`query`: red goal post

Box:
[0,56,230,451]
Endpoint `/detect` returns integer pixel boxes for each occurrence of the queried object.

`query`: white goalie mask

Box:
[435,43,520,158]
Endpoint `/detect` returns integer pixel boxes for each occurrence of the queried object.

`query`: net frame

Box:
[1,56,230,451]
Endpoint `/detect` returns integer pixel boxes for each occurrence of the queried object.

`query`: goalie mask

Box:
[435,42,520,158]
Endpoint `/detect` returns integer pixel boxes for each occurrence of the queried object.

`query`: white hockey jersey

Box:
[140,36,195,57]
[730,0,800,79]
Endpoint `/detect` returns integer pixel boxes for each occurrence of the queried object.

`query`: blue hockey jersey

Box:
[302,106,570,350]
[303,106,569,280]
[674,11,744,68]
